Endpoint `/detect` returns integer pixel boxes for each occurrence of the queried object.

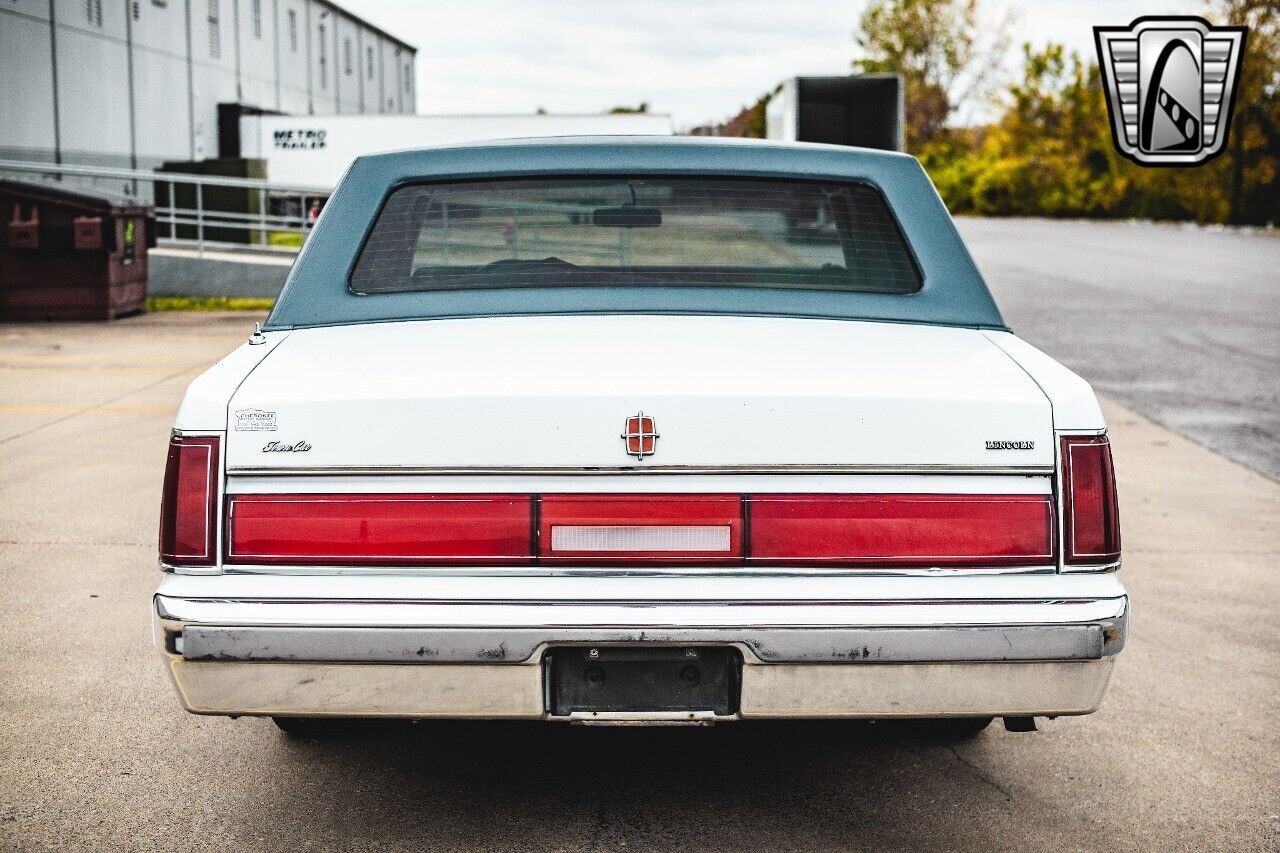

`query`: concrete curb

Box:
[148,249,293,298]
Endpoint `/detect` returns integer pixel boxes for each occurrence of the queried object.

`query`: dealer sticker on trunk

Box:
[234,409,278,432]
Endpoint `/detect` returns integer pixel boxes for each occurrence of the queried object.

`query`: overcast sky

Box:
[342,0,1204,129]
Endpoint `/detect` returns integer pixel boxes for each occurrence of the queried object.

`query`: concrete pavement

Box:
[958,217,1280,480]
[1,312,1277,852]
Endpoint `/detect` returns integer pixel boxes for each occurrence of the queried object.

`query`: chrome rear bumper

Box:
[153,572,1127,720]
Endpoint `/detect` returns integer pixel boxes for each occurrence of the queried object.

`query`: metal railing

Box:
[0,159,332,256]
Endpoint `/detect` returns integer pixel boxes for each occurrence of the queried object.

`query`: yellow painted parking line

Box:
[0,354,147,362]
[0,405,175,414]
[0,365,201,373]
[0,354,206,366]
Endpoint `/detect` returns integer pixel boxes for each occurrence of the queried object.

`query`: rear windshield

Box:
[349,176,922,295]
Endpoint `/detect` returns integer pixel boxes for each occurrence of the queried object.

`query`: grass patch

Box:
[268,231,305,248]
[147,296,275,312]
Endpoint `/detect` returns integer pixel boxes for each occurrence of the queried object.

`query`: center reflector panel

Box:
[551,525,732,553]
[540,495,741,565]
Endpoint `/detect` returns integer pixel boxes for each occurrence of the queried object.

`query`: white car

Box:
[153,137,1126,736]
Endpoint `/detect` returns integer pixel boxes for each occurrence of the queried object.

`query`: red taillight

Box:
[220,491,1059,569]
[540,494,741,565]
[748,494,1055,567]
[226,494,533,565]
[1061,436,1121,565]
[159,434,219,566]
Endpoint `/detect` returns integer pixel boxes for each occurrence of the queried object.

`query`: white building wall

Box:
[398,42,414,113]
[0,1,57,163]
[50,0,133,168]
[308,2,338,115]
[0,0,415,170]
[276,0,311,114]
[334,13,352,112]
[237,0,281,112]
[379,41,402,115]
[189,0,239,160]
[129,0,197,166]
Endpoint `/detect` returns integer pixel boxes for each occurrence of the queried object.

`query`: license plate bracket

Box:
[546,646,741,716]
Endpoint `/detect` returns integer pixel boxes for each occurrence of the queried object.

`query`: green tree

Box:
[969,44,1126,216]
[912,0,1279,226]
[1123,0,1280,224]
[1218,0,1279,224]
[853,0,1011,150]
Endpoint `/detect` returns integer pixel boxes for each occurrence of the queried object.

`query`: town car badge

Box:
[621,412,659,460]
[262,440,311,453]
[1095,16,1246,166]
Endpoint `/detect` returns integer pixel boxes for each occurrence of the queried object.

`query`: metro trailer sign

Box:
[239,113,676,189]
[272,129,328,151]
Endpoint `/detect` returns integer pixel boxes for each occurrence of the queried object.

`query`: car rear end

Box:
[152,138,1127,725]
[153,319,1126,725]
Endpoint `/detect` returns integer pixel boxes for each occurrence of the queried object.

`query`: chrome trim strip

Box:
[154,593,1128,660]
[179,623,1111,664]
[157,567,1128,604]
[566,711,727,724]
[226,463,1056,477]
[158,595,1127,614]
[215,563,1059,578]
[161,658,1116,719]
[1060,560,1122,574]
[161,561,221,576]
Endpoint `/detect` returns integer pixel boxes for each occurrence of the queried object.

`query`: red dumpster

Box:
[0,178,155,320]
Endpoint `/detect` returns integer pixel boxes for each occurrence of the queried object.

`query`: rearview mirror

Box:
[591,206,662,227]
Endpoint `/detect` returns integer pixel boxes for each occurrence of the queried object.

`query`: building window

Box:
[251,0,262,39]
[318,25,327,89]
[343,37,352,76]
[86,0,102,26]
[208,0,221,58]
[367,45,374,80]
[287,9,297,51]
[404,64,412,93]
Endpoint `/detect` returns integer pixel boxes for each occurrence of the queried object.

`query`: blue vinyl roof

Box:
[265,136,1006,331]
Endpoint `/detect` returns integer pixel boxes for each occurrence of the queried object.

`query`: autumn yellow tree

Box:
[852,0,1011,150]
[856,0,1279,224]
[1217,0,1278,224]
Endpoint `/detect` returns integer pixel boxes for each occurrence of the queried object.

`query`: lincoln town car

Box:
[153,137,1126,736]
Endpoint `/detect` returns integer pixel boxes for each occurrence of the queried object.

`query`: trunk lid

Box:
[226,316,1053,471]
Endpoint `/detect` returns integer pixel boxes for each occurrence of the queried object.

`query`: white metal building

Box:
[0,0,417,171]
[239,113,678,187]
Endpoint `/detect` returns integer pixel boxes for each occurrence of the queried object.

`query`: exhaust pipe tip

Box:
[1003,716,1038,732]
